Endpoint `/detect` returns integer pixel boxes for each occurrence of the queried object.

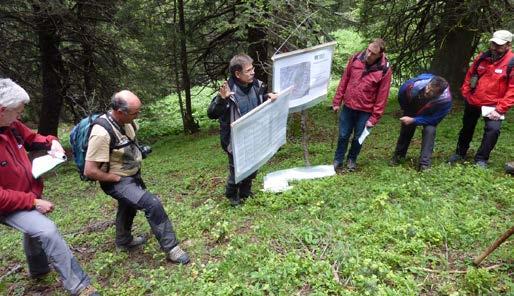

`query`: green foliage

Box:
[136,85,218,141]
[1,79,513,295]
[464,268,495,295]
[330,29,365,75]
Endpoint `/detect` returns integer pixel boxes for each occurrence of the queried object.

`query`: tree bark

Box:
[248,25,269,85]
[177,0,199,134]
[473,226,514,266]
[78,0,97,105]
[429,2,480,101]
[34,3,65,136]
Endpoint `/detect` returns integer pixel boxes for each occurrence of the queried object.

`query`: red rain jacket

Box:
[0,121,56,214]
[461,50,514,114]
[332,52,392,125]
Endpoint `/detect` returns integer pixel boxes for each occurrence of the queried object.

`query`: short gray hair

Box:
[0,78,30,109]
[229,54,253,76]
[111,92,129,112]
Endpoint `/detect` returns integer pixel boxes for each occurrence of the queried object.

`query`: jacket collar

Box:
[358,51,388,74]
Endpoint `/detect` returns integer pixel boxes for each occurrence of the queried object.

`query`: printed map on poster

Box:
[272,41,336,113]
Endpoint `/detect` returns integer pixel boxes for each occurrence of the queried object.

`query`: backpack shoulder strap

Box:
[352,52,362,63]
[472,52,487,76]
[92,116,118,151]
[507,56,514,81]
[382,56,390,76]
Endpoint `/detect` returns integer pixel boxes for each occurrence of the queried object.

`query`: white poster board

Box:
[231,88,292,183]
[272,41,336,113]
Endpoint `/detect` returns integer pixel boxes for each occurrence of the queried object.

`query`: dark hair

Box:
[372,38,386,53]
[228,54,253,76]
[111,92,129,112]
[429,76,449,97]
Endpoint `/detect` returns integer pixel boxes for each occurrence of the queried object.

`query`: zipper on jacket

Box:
[4,135,39,197]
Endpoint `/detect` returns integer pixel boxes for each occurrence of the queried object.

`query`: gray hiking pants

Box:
[1,210,90,295]
[100,173,179,252]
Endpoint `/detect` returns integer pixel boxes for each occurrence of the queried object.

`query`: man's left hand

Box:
[400,116,415,125]
[487,110,503,121]
[365,120,374,128]
[267,93,278,101]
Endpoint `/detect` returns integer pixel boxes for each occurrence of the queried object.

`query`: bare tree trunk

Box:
[34,3,65,136]
[177,0,199,134]
[78,0,96,104]
[429,2,480,101]
[172,0,186,133]
[248,25,269,85]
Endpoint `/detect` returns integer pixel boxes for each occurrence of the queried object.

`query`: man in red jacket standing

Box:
[0,79,98,295]
[448,30,514,168]
[332,38,392,171]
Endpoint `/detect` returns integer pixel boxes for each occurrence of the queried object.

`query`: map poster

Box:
[272,41,336,113]
[231,87,292,184]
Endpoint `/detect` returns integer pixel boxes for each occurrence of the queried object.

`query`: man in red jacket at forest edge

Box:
[448,30,514,168]
[332,38,392,171]
[0,79,98,296]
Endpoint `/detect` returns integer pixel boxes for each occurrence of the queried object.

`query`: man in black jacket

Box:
[207,54,277,206]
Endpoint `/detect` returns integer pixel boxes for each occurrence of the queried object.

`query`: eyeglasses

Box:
[125,109,141,116]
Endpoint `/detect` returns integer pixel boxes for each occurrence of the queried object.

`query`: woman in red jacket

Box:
[0,79,98,295]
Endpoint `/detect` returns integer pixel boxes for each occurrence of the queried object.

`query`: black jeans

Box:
[394,124,436,167]
[455,102,502,162]
[100,174,179,252]
[226,153,257,199]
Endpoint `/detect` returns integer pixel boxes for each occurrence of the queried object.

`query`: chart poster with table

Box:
[272,41,336,113]
[231,88,292,184]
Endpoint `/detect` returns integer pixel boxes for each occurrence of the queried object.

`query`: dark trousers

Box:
[101,174,179,252]
[226,153,257,199]
[455,102,502,162]
[333,106,371,163]
[394,124,436,167]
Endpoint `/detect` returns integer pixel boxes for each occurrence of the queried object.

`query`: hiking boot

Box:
[475,160,488,168]
[116,236,147,251]
[418,165,430,172]
[333,160,343,171]
[78,285,100,296]
[389,154,404,166]
[29,269,51,280]
[448,153,464,164]
[347,159,357,172]
[227,195,242,206]
[505,162,514,174]
[225,185,240,206]
[239,191,254,201]
[168,245,190,265]
[238,181,253,201]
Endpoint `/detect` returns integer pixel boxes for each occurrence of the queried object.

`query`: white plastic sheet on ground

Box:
[263,165,336,192]
[272,41,336,113]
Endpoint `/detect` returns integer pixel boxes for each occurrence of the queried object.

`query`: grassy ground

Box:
[1,84,513,295]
